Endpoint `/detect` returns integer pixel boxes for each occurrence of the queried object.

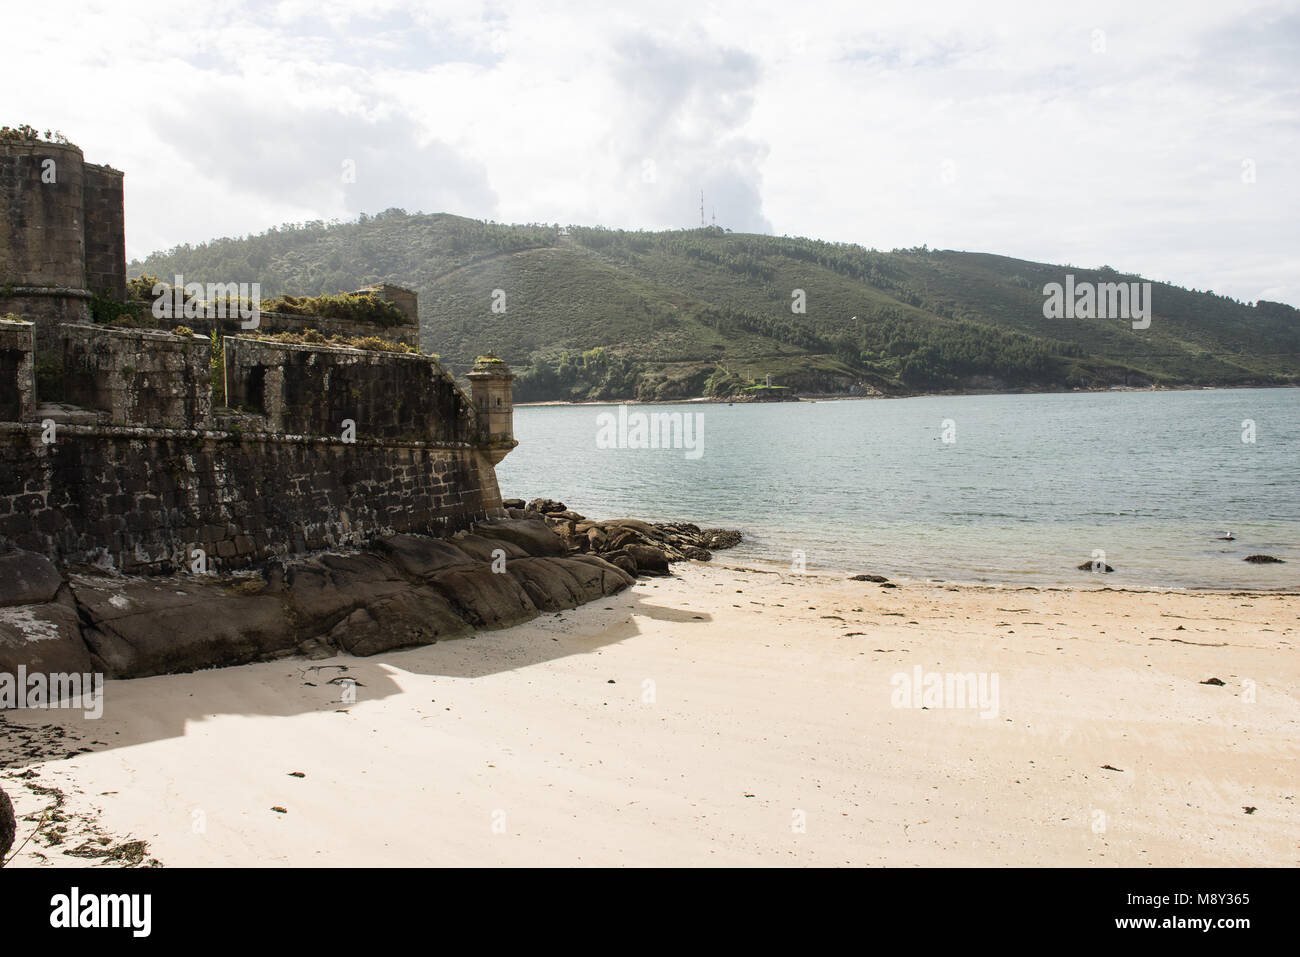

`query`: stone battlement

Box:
[222,335,474,443]
[58,323,214,430]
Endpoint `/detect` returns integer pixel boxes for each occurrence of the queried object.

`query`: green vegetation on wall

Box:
[252,329,418,354]
[263,292,407,327]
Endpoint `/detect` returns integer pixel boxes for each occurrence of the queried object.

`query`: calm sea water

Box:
[496,389,1299,590]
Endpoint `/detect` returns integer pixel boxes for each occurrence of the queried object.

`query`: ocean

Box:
[496,388,1298,590]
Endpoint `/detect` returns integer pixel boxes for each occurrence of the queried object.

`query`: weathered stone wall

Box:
[354,283,418,324]
[83,163,127,300]
[0,141,86,290]
[144,309,419,347]
[0,319,35,422]
[224,337,475,442]
[0,424,505,574]
[0,289,92,358]
[60,324,213,429]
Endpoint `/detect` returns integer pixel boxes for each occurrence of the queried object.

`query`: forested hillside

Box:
[131,211,1300,400]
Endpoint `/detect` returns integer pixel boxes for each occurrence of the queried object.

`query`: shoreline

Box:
[514,382,1299,407]
[4,561,1297,867]
[717,559,1300,597]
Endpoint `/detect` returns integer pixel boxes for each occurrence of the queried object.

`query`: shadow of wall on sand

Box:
[0,581,714,771]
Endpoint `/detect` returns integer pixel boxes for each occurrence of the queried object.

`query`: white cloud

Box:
[3,0,1296,305]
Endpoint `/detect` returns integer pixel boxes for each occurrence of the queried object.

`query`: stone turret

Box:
[466,354,516,464]
[0,132,127,358]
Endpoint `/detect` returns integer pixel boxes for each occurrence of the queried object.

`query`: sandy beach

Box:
[3,562,1297,868]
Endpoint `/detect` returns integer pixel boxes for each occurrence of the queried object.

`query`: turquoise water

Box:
[496,389,1299,590]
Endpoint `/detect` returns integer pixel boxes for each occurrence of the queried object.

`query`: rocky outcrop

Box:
[472,518,568,556]
[506,500,743,577]
[0,584,94,677]
[454,534,529,563]
[701,529,743,550]
[1077,561,1115,572]
[325,590,471,657]
[280,552,415,637]
[426,565,538,629]
[507,556,633,611]
[0,785,15,861]
[369,535,475,578]
[0,500,738,683]
[75,576,297,678]
[0,550,63,607]
[0,517,641,683]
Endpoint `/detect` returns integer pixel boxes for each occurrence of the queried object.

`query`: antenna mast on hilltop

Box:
[700,189,705,227]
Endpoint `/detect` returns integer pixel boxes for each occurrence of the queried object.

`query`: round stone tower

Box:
[0,131,126,357]
[0,137,86,289]
[466,354,517,465]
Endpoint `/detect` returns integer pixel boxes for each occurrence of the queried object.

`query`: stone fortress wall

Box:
[0,134,518,575]
[0,130,741,684]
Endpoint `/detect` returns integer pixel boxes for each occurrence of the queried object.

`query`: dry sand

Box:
[3,562,1297,867]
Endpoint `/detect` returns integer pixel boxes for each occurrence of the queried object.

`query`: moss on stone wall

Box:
[255,329,417,353]
[265,292,407,327]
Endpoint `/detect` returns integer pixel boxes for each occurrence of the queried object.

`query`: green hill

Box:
[130,210,1300,401]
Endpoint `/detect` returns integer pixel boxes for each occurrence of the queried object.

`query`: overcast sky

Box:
[6,0,1297,305]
